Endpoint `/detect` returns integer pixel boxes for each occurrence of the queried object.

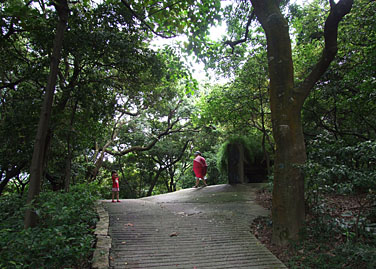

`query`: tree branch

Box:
[147,139,191,196]
[296,0,353,105]
[0,78,26,90]
[120,0,178,38]
[105,119,190,157]
[224,10,255,52]
[146,0,183,18]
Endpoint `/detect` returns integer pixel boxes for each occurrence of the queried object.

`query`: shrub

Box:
[217,135,264,176]
[286,217,376,269]
[0,183,100,269]
[304,136,376,209]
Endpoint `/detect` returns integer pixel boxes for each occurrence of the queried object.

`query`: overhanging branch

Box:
[120,0,177,38]
[224,10,255,52]
[295,0,353,105]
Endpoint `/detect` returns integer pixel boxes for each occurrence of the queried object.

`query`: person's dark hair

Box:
[194,151,201,156]
[111,170,117,175]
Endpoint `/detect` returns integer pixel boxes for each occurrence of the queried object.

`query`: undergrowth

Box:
[252,190,376,269]
[0,184,100,269]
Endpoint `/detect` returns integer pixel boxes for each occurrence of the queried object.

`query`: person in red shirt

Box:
[111,171,121,203]
[193,151,208,188]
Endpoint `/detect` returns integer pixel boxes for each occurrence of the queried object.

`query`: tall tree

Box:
[0,0,44,195]
[249,0,353,244]
[24,0,69,228]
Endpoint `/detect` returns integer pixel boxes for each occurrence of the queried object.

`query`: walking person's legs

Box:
[194,177,200,188]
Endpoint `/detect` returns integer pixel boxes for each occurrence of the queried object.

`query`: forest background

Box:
[0,0,375,268]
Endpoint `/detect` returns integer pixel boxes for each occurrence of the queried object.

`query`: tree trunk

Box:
[250,0,308,245]
[24,0,69,229]
[147,169,163,196]
[251,0,353,245]
[64,144,72,192]
[88,140,112,181]
[64,101,78,192]
[271,109,306,244]
[259,86,271,175]
[260,3,306,244]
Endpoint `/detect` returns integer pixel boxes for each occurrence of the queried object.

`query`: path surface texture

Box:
[103,183,286,269]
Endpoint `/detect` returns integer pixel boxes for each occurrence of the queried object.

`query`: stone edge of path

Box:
[92,200,110,269]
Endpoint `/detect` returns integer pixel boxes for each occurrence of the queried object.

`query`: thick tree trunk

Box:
[24,0,69,229]
[267,16,307,244]
[88,139,113,181]
[250,0,305,245]
[266,23,307,244]
[271,109,306,244]
[252,0,303,244]
[250,0,353,245]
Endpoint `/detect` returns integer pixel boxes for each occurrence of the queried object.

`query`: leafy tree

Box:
[198,49,273,173]
[0,0,52,195]
[0,184,99,268]
[0,0,202,228]
[248,0,354,245]
[298,0,376,144]
[25,0,69,229]
[193,0,354,244]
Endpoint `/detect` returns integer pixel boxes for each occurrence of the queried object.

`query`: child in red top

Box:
[111,171,120,203]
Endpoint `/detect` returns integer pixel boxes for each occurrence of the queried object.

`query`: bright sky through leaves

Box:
[150,0,314,83]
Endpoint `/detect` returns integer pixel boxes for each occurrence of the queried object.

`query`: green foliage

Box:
[303,135,376,243]
[283,198,376,269]
[198,59,271,137]
[205,152,227,186]
[1,0,200,195]
[217,135,264,176]
[300,0,376,143]
[0,184,100,268]
[177,171,196,189]
[286,218,376,269]
[304,135,376,199]
[335,243,376,269]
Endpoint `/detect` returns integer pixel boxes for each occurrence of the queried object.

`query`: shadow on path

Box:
[103,183,286,269]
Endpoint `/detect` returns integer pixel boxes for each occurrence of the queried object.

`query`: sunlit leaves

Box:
[300,0,376,143]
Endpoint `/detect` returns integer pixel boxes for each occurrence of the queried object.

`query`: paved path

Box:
[103,184,286,269]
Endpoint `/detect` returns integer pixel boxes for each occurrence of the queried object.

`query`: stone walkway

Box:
[101,184,286,269]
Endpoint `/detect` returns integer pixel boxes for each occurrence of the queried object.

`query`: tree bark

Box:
[64,139,72,192]
[24,0,69,229]
[250,0,353,245]
[147,169,163,196]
